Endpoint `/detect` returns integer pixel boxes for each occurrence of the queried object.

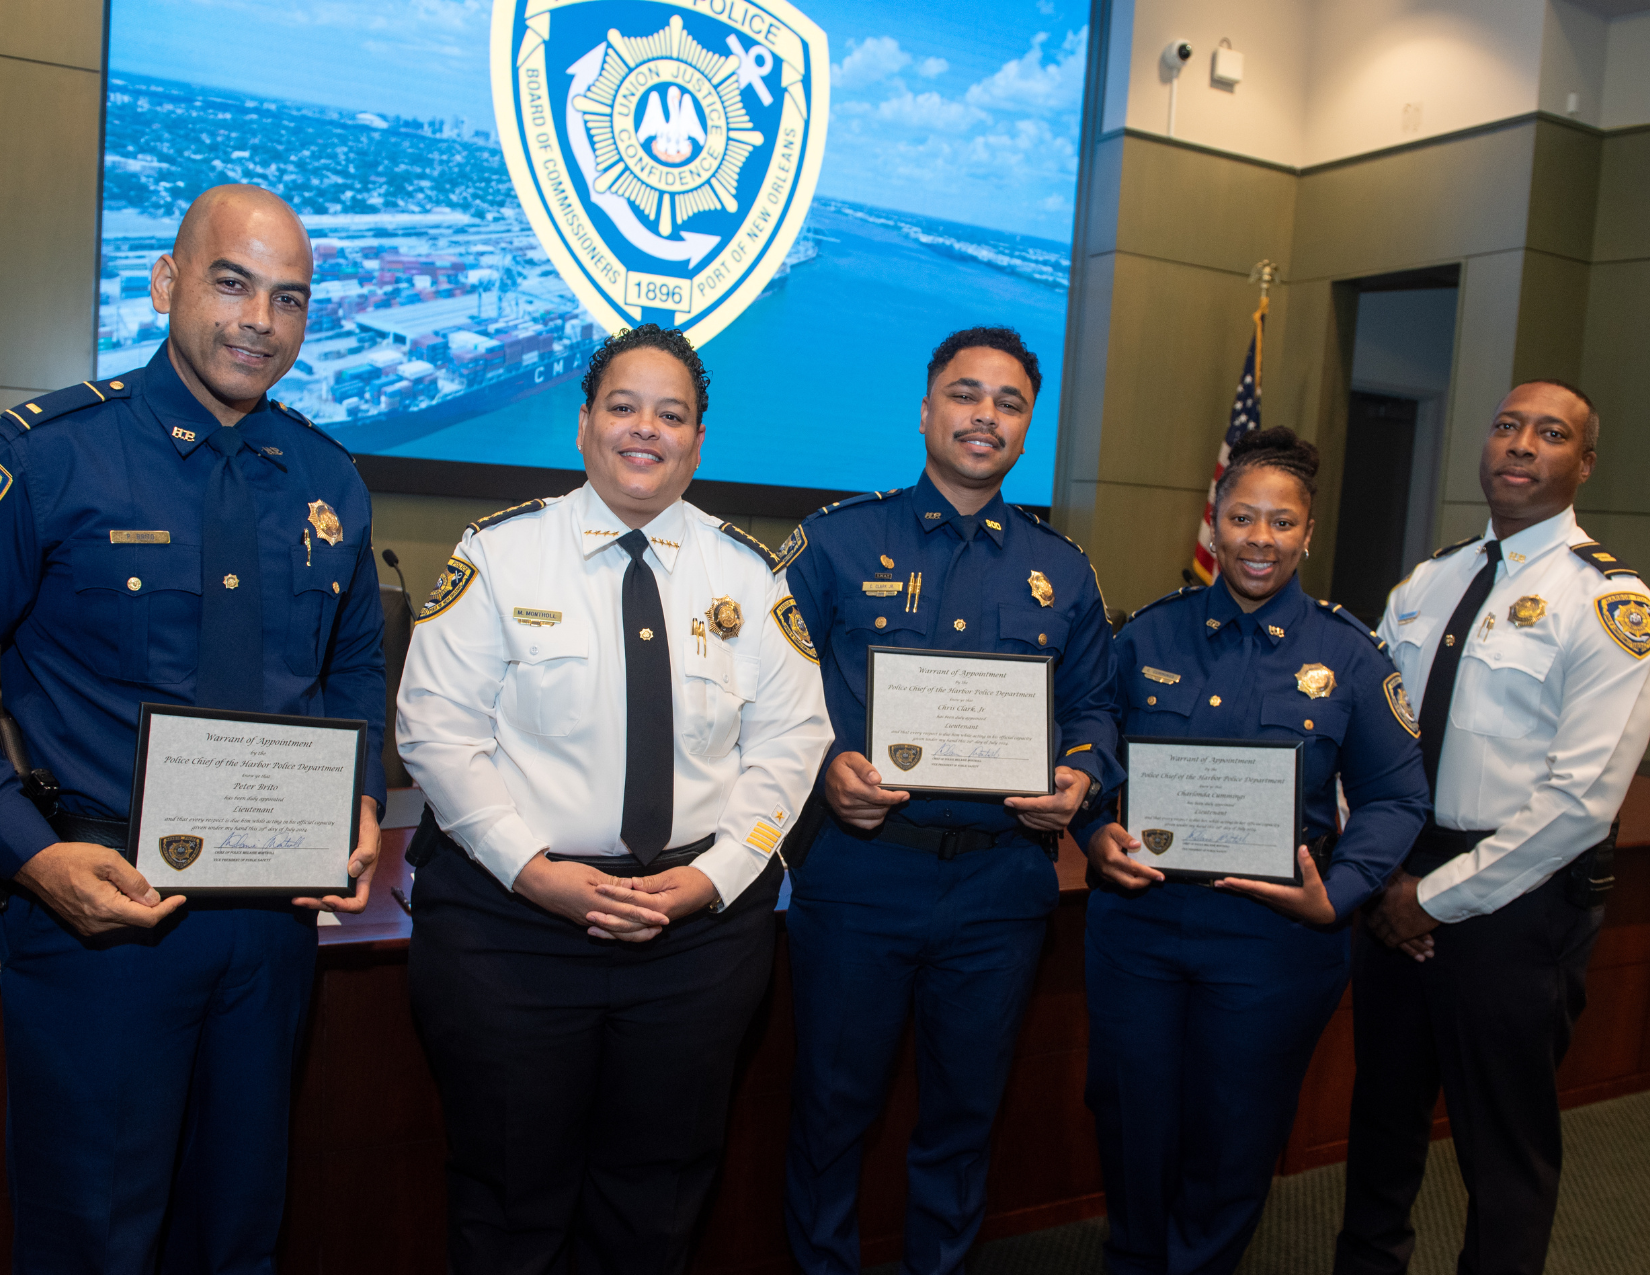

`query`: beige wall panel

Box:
[1080,482,1210,615]
[1437,500,1491,546]
[369,494,509,598]
[1578,259,1650,516]
[1593,127,1650,262]
[1572,510,1650,573]
[0,57,102,392]
[1291,124,1536,283]
[1525,119,1601,263]
[0,0,105,70]
[1096,254,1273,491]
[1113,138,1298,278]
[1054,251,1117,531]
[1439,250,1524,505]
[1513,249,1591,385]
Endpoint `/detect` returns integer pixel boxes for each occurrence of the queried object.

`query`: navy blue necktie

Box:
[618,530,673,863]
[196,428,264,712]
[1417,540,1501,797]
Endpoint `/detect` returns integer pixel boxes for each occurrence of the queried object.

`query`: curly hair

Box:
[1212,426,1320,515]
[581,323,711,421]
[926,326,1043,397]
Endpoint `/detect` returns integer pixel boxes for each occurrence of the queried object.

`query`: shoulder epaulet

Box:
[1012,505,1107,610]
[2,378,132,436]
[1431,534,1481,560]
[805,488,900,522]
[1129,584,1204,623]
[1571,540,1640,580]
[269,399,358,460]
[1315,598,1389,652]
[776,489,900,575]
[467,499,546,535]
[718,521,779,569]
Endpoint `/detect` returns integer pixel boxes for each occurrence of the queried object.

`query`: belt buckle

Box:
[937,830,962,861]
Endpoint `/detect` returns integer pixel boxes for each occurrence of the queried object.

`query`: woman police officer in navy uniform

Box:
[1078,428,1429,1275]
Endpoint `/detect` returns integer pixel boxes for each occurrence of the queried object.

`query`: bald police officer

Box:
[0,184,385,1273]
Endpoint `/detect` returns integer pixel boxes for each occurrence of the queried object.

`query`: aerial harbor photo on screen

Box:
[98,0,1089,503]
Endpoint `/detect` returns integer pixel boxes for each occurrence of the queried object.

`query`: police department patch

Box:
[1596,591,1650,659]
[0,462,11,504]
[774,523,807,572]
[494,0,829,344]
[418,557,477,624]
[771,594,816,663]
[159,834,204,871]
[1383,672,1420,737]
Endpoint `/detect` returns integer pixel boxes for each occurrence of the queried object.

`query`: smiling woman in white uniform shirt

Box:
[396,325,832,1275]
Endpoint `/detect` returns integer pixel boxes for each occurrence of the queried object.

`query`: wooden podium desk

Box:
[2,784,1648,1274]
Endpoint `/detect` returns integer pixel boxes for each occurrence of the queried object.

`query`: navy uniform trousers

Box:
[408,839,783,1275]
[783,821,1060,1275]
[0,895,315,1274]
[1085,883,1350,1275]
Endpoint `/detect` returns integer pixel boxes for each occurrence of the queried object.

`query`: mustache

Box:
[953,428,1004,449]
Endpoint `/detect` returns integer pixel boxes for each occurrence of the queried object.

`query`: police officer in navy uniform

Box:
[780,327,1124,1275]
[0,184,385,1273]
[1080,428,1429,1275]
[1335,381,1650,1275]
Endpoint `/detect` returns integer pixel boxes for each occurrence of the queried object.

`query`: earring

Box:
[1304,548,1311,558]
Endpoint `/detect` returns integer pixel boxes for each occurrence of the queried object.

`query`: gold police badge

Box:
[159,834,204,871]
[1142,829,1174,854]
[888,743,922,772]
[1028,570,1055,608]
[1295,663,1337,698]
[706,595,743,639]
[1383,672,1420,737]
[1597,591,1650,659]
[307,499,343,546]
[1508,595,1547,627]
[771,595,817,663]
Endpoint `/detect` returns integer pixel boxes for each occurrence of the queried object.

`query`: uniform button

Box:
[1304,718,1314,730]
[1209,695,1222,706]
[126,576,141,592]
[529,645,539,655]
[332,581,340,594]
[1038,633,1047,645]
[1146,695,1157,706]
[875,617,887,629]
[953,619,966,631]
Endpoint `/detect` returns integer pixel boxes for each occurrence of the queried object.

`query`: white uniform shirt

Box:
[1379,508,1650,922]
[396,484,833,905]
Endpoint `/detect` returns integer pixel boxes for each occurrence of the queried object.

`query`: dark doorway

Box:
[1331,392,1418,626]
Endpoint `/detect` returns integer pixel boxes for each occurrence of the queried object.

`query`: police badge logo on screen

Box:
[492,0,828,344]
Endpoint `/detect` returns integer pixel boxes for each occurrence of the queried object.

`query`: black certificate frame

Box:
[1120,736,1306,886]
[865,646,1057,799]
[127,702,368,897]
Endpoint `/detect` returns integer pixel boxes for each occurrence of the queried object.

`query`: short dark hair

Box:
[581,323,710,422]
[1213,426,1320,515]
[1513,378,1598,452]
[926,326,1043,397]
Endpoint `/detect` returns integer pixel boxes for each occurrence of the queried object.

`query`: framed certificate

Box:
[1120,737,1304,884]
[866,647,1054,797]
[126,704,367,897]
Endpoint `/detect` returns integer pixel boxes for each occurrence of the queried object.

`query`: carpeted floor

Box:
[864,1090,1650,1273]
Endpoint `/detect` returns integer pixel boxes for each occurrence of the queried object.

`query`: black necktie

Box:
[196,428,264,712]
[1417,540,1501,796]
[618,530,673,863]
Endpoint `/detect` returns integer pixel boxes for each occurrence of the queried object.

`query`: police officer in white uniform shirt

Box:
[1335,380,1650,1275]
[396,324,832,1275]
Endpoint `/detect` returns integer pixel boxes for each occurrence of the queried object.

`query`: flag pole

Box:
[1247,258,1277,394]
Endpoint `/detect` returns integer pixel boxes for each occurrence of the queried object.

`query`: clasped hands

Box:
[824,751,1089,832]
[513,856,720,942]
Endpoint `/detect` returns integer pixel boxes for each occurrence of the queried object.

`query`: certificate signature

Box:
[934,743,1004,759]
[218,831,308,850]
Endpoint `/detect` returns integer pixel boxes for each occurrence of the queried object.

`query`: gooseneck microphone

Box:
[381,548,415,618]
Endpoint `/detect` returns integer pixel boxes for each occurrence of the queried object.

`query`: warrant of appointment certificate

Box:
[127,704,366,896]
[1121,737,1304,884]
[866,647,1054,796]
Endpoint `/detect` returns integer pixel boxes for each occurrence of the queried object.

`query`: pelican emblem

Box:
[638,85,708,164]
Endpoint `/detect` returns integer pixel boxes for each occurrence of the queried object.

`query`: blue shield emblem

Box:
[493,0,829,344]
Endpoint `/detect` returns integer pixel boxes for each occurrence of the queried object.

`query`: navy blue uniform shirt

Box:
[1077,575,1428,919]
[782,472,1124,834]
[0,345,387,876]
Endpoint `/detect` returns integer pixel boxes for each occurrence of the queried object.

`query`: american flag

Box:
[1192,304,1266,584]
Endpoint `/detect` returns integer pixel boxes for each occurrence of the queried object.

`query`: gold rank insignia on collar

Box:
[1268,625,1285,639]
[1509,596,1546,627]
[307,500,343,546]
[706,596,743,639]
[985,519,1002,532]
[1206,618,1221,630]
[1596,593,1650,659]
[1028,570,1054,608]
[1296,663,1337,698]
[171,427,196,442]
[513,607,561,627]
[1143,667,1180,684]
[924,511,943,519]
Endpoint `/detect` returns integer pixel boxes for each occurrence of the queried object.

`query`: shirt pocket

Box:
[682,642,758,758]
[1259,694,1352,745]
[70,539,202,684]
[1389,615,1438,690]
[998,605,1069,657]
[497,618,593,738]
[845,595,927,641]
[285,541,355,677]
[1451,631,1559,739]
[1131,673,1201,722]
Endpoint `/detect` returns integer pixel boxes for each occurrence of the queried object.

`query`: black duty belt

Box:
[860,815,1042,861]
[50,813,129,851]
[1404,819,1617,909]
[404,805,712,875]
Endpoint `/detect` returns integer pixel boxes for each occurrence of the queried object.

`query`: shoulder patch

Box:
[1595,591,1650,659]
[1011,506,1108,611]
[2,379,132,436]
[1383,672,1420,737]
[468,499,546,536]
[1431,534,1482,560]
[0,461,12,504]
[719,521,779,569]
[1129,585,1205,623]
[415,556,477,623]
[771,595,818,663]
[774,523,807,573]
[1316,599,1389,651]
[1572,541,1640,580]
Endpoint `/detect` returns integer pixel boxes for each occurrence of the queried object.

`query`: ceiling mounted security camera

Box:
[1162,40,1193,72]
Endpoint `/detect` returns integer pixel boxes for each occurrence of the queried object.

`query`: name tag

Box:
[513,607,562,627]
[1398,611,1419,624]
[862,581,904,597]
[1142,666,1181,684]
[110,530,171,544]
